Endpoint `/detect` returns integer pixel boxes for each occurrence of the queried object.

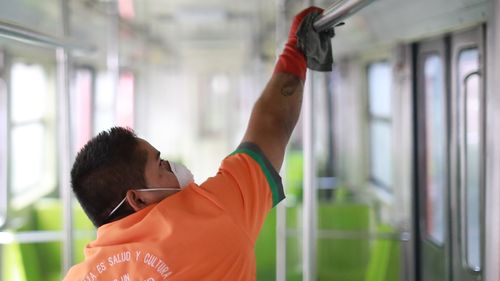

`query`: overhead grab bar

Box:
[313,0,376,32]
[0,20,94,52]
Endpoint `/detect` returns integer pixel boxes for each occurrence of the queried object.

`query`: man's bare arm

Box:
[240,7,323,172]
[241,73,303,171]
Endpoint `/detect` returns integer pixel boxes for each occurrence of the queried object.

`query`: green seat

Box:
[255,205,303,281]
[33,199,95,280]
[2,206,46,281]
[33,200,63,281]
[365,225,400,281]
[2,199,95,281]
[255,208,276,280]
[285,205,303,281]
[285,150,304,204]
[3,243,29,281]
[317,203,371,281]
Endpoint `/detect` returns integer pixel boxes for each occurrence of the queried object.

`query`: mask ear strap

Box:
[108,196,127,218]
[142,187,181,192]
[107,187,180,218]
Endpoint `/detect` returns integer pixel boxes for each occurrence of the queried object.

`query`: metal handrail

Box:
[313,0,376,32]
[0,230,95,244]
[0,20,94,52]
[286,228,411,241]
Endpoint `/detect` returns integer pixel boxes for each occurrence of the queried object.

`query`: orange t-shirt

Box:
[63,143,284,281]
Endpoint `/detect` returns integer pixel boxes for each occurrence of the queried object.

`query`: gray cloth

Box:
[296,12,335,72]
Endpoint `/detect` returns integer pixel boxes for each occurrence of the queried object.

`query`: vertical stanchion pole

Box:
[275,1,287,280]
[107,2,120,119]
[0,51,7,229]
[302,1,317,280]
[303,70,317,281]
[57,46,73,274]
[485,0,500,280]
[0,50,7,281]
[58,0,73,274]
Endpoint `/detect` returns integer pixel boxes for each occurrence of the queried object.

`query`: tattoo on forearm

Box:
[281,85,295,96]
[281,76,302,96]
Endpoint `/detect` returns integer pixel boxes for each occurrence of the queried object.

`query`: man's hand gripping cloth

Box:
[296,11,335,71]
[273,7,335,80]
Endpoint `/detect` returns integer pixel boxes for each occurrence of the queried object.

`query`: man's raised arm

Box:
[241,7,323,171]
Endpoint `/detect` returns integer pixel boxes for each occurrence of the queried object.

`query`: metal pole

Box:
[485,0,500,280]
[0,50,7,281]
[107,2,120,122]
[57,46,74,273]
[303,65,317,281]
[303,0,317,278]
[0,51,7,229]
[59,0,74,274]
[313,0,375,32]
[275,1,287,280]
[303,66,318,281]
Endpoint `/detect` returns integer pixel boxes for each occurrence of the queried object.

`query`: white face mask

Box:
[169,161,194,188]
[106,162,194,219]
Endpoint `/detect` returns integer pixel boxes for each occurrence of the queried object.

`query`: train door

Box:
[449,27,485,281]
[415,36,450,281]
[415,26,485,281]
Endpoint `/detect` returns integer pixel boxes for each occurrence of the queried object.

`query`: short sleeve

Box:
[199,142,285,242]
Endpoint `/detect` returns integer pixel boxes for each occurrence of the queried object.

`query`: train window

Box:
[199,74,230,137]
[10,62,56,208]
[368,63,392,116]
[458,48,481,271]
[94,72,116,133]
[117,71,135,128]
[94,70,135,134]
[71,67,94,154]
[423,54,446,245]
[367,61,393,190]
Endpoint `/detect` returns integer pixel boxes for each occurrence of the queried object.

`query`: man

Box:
[64,6,330,281]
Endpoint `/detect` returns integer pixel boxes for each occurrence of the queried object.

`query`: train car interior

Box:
[0,0,499,280]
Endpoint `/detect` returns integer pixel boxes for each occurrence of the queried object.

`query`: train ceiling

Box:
[0,0,491,69]
[126,0,490,67]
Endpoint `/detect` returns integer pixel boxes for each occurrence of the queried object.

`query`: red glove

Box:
[274,7,324,80]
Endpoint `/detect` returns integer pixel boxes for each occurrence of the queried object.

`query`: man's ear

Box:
[126,190,148,212]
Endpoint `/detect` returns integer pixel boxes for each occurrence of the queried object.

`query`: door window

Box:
[423,54,446,245]
[457,48,481,271]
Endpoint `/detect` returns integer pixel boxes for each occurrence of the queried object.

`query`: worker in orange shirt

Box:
[64,6,333,281]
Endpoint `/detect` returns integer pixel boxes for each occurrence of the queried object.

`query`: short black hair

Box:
[71,127,147,227]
